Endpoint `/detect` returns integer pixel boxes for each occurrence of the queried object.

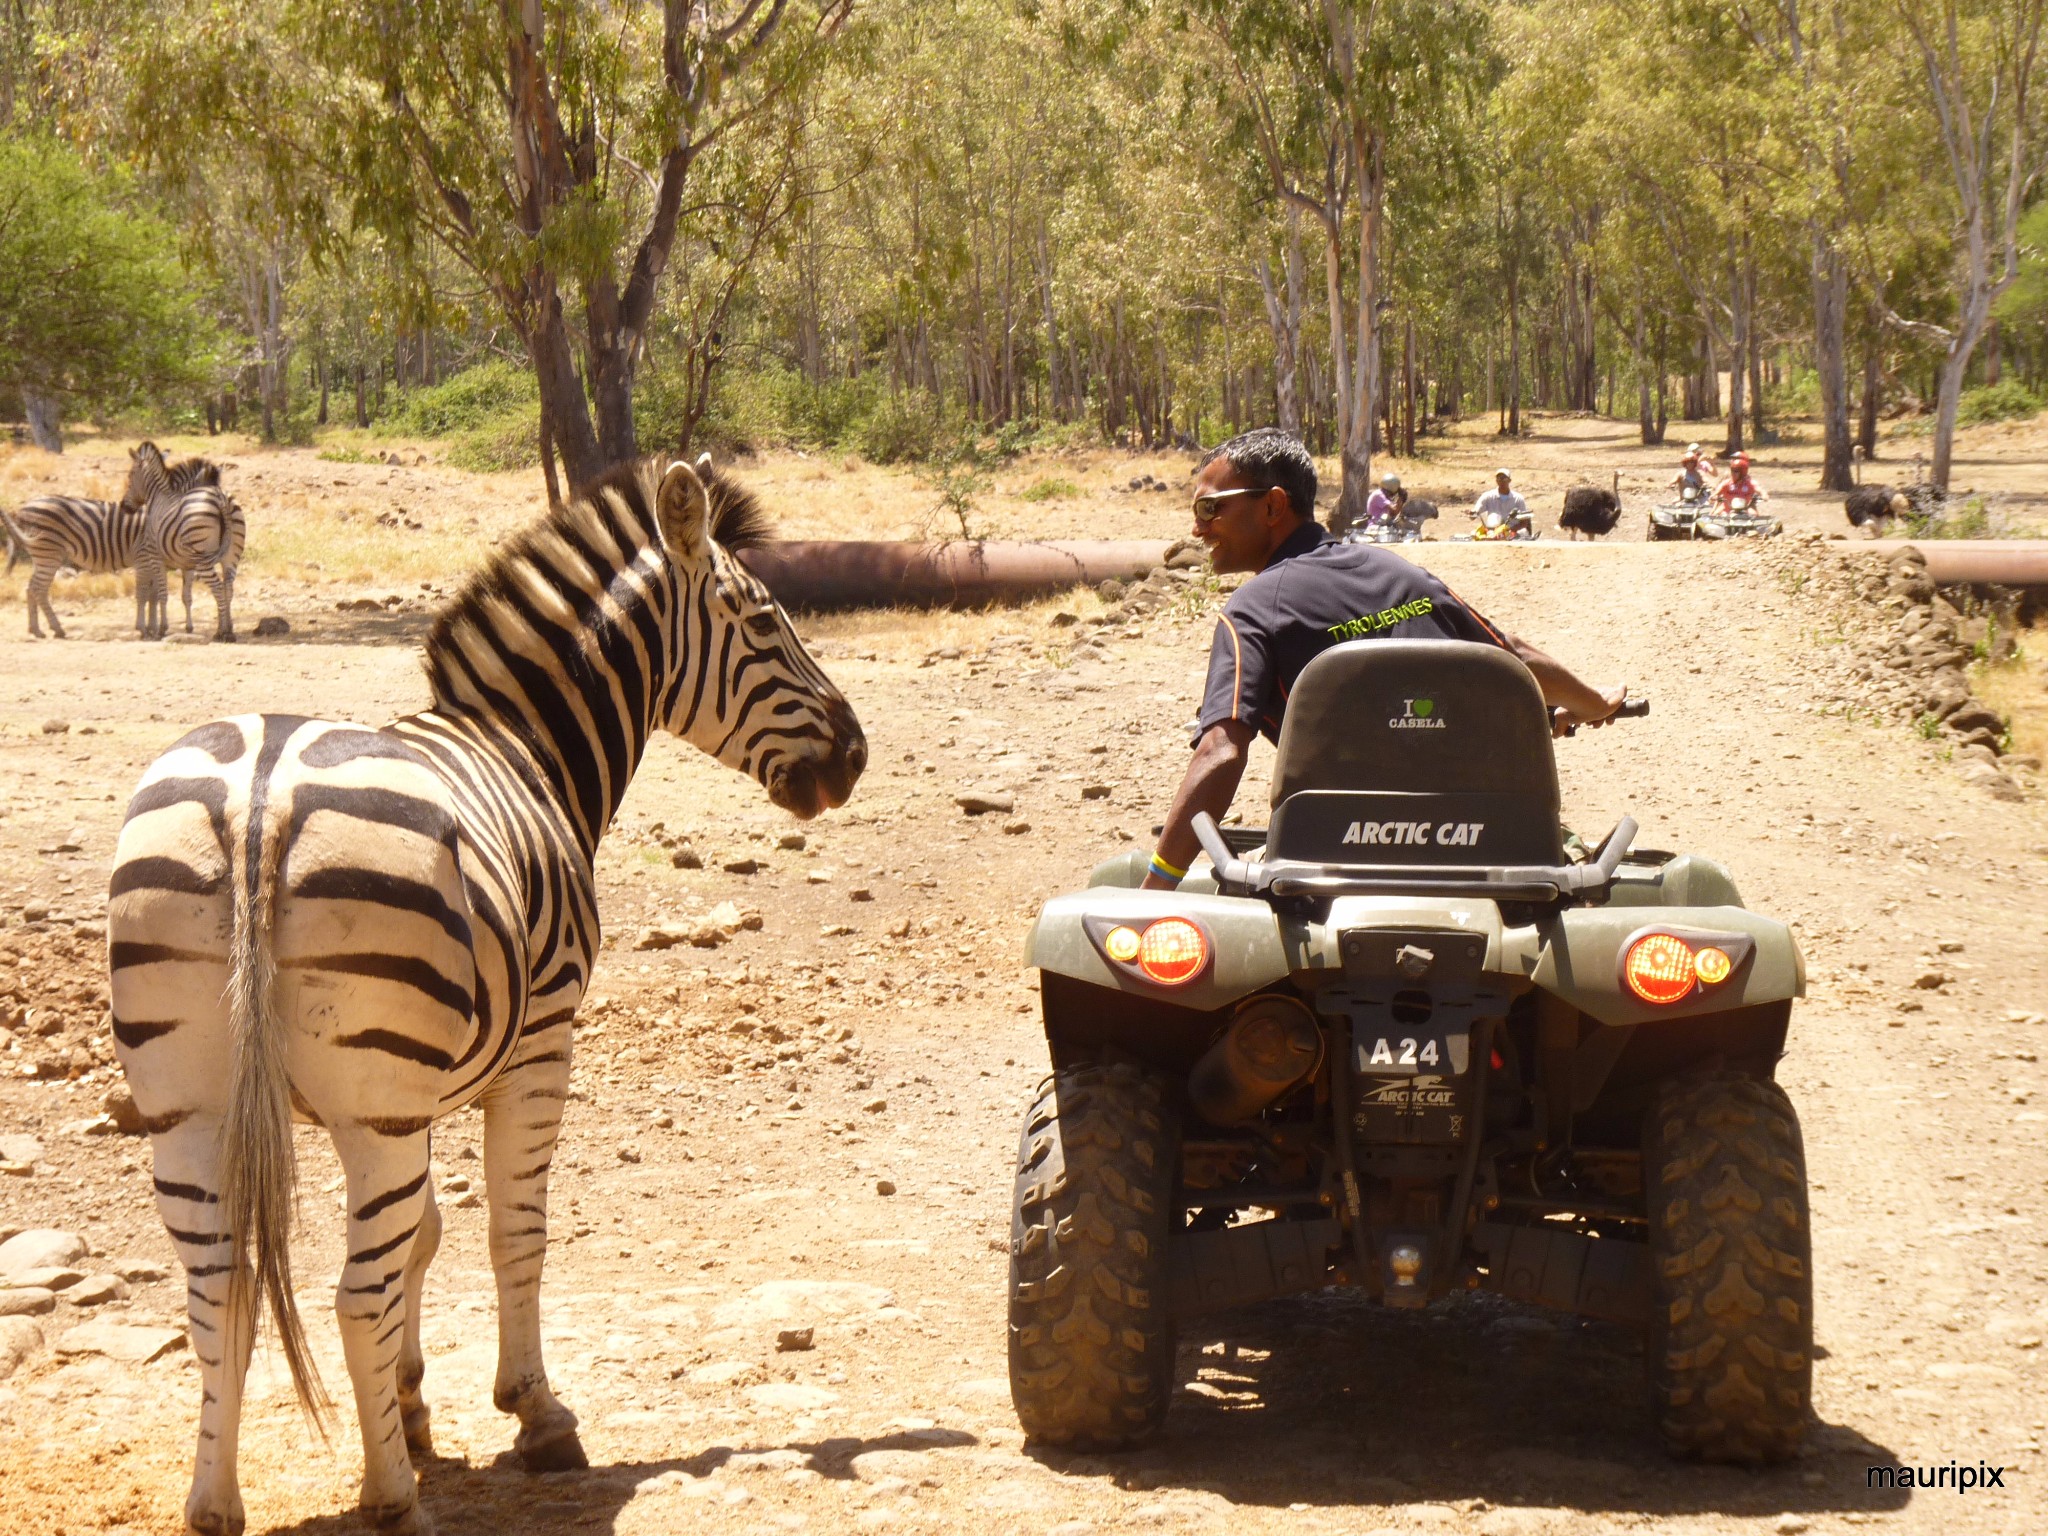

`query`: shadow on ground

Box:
[260,1429,982,1536]
[1026,1290,1911,1521]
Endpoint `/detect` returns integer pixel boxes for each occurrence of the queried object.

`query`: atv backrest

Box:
[1266,639,1563,866]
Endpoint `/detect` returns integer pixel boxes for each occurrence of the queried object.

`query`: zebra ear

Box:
[695,451,714,479]
[656,458,711,559]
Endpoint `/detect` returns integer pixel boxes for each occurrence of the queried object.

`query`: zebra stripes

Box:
[108,455,864,1536]
[124,441,244,641]
[3,495,147,637]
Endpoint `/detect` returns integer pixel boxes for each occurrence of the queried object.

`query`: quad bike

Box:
[1453,508,1540,542]
[1696,492,1782,541]
[1345,497,1440,546]
[1648,483,1707,540]
[1009,640,1811,1463]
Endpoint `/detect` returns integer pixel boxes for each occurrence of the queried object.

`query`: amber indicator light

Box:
[1693,946,1734,986]
[1103,925,1141,963]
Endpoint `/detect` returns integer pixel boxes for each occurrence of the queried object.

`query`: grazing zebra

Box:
[123,441,244,641]
[4,495,147,637]
[109,455,865,1536]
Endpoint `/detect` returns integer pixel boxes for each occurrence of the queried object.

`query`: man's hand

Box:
[1143,719,1256,888]
[1550,687,1628,737]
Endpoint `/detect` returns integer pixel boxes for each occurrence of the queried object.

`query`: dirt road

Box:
[1,433,2045,1536]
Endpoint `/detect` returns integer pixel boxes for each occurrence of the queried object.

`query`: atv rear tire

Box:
[1008,1056,1179,1448]
[1645,1071,1812,1463]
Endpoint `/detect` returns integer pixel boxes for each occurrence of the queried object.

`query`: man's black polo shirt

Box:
[1196,521,1507,744]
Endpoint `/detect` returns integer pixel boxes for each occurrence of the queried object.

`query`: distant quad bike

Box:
[1009,640,1812,1463]
[1452,508,1540,542]
[1696,492,1783,541]
[1648,484,1707,540]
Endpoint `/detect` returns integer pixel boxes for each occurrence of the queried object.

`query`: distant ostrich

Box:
[1844,445,1910,534]
[1559,469,1623,540]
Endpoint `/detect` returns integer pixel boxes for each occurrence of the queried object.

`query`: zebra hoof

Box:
[364,1496,432,1536]
[402,1401,434,1459]
[515,1420,588,1472]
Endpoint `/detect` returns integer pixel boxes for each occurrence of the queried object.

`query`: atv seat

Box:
[1264,640,1563,868]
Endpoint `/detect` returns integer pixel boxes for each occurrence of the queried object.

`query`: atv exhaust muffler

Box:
[1188,997,1323,1125]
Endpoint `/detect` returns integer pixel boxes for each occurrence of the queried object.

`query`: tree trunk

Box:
[353,365,367,428]
[1725,237,1747,454]
[1653,314,1669,444]
[21,390,60,453]
[1255,255,1303,436]
[317,356,330,427]
[1506,254,1522,438]
[1635,306,1654,445]
[539,394,564,508]
[1985,320,2002,385]
[1811,235,1853,491]
[1857,332,1881,460]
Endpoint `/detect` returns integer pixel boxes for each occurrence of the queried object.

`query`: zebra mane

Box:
[421,455,777,703]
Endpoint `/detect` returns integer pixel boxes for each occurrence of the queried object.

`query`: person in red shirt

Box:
[1714,452,1766,510]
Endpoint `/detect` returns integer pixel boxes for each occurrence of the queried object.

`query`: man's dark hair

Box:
[1202,428,1317,521]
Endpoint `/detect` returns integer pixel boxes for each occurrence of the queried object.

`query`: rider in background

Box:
[1473,468,1531,535]
[1365,473,1402,528]
[1713,452,1765,509]
[1670,447,1711,500]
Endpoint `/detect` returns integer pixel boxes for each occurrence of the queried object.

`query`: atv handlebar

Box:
[1190,812,1641,905]
[1556,695,1649,738]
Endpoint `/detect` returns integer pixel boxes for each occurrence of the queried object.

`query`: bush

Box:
[386,362,540,471]
[1956,380,2043,426]
[1020,476,1080,502]
[1764,365,1821,419]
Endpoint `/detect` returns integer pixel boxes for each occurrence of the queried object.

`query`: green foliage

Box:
[1764,365,1822,419]
[1955,381,2042,426]
[923,459,988,539]
[0,134,219,417]
[1020,476,1081,502]
[385,363,540,472]
[1906,495,1992,540]
[316,444,382,464]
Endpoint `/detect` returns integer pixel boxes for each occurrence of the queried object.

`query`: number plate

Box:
[1352,1028,1469,1078]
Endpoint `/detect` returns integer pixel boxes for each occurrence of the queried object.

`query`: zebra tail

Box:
[219,800,332,1433]
[1,510,23,573]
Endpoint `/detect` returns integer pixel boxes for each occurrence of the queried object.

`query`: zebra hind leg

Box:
[182,568,196,633]
[482,1031,586,1471]
[27,563,60,638]
[395,1180,443,1458]
[148,1114,256,1536]
[332,1124,437,1535]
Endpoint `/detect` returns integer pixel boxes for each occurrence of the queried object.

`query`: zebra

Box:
[122,441,245,641]
[108,454,865,1536]
[3,494,147,637]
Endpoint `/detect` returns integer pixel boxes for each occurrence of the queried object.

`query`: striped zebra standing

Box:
[109,455,864,1536]
[123,441,245,641]
[3,494,147,637]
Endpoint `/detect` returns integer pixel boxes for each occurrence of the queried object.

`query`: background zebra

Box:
[123,441,245,641]
[3,494,148,637]
[108,454,865,1536]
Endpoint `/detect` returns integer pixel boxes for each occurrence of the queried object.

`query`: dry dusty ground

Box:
[0,415,2045,1536]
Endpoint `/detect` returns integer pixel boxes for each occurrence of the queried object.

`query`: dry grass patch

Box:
[1973,627,2047,763]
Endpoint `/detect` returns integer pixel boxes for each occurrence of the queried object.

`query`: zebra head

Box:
[125,441,171,503]
[652,456,866,820]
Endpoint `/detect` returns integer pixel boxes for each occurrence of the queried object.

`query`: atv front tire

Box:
[1645,1071,1812,1463]
[1008,1056,1179,1448]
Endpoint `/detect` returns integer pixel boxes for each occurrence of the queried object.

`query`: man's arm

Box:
[1141,718,1257,889]
[1501,632,1626,734]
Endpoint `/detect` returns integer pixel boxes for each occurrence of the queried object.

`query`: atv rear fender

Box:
[1511,905,1803,1028]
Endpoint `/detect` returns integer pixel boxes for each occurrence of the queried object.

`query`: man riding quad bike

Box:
[1457,468,1538,542]
[1007,432,1811,1463]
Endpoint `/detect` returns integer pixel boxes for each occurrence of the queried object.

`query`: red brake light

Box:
[1625,933,1697,1005]
[1137,918,1207,985]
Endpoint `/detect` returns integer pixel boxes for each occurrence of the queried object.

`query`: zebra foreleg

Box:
[396,1180,443,1458]
[332,1125,436,1536]
[148,1114,255,1536]
[481,1027,586,1471]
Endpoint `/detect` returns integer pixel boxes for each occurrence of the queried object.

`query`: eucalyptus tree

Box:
[1883,0,2048,490]
[1188,0,1490,524]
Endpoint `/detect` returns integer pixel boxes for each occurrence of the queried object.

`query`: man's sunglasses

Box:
[1191,486,1270,524]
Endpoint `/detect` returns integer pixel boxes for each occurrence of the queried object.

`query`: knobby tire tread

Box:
[1008,1056,1178,1449]
[1646,1070,1813,1464]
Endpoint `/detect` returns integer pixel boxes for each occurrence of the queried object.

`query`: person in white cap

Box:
[1473,467,1530,534]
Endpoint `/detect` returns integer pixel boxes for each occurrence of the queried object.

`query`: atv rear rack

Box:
[1191,813,1640,904]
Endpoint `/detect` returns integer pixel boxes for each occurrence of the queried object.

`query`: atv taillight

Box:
[1137,918,1207,985]
[1625,933,1698,1004]
[1693,946,1733,986]
[1103,925,1141,963]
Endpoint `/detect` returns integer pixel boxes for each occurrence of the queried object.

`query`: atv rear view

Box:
[1009,640,1810,1463]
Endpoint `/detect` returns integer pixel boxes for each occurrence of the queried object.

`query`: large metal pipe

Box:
[1857,540,2048,586]
[735,539,1177,610]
